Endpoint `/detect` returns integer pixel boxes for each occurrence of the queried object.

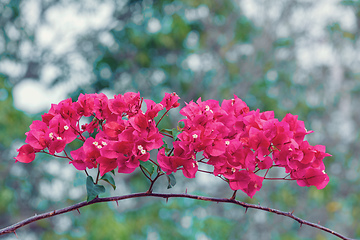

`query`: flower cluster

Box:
[157,96,331,197]
[15,92,180,176]
[15,92,331,198]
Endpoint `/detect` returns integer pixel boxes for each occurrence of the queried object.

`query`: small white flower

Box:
[141,149,146,155]
[97,145,102,149]
[137,145,144,150]
[192,134,198,139]
[225,141,230,146]
[49,132,54,139]
[102,141,107,146]
[93,141,99,146]
[64,125,69,130]
[56,136,62,140]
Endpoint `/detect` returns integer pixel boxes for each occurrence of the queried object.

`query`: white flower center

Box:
[49,132,54,139]
[93,141,99,146]
[225,140,230,146]
[64,125,69,130]
[192,134,198,139]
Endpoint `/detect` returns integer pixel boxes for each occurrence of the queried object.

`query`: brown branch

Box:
[0,192,353,239]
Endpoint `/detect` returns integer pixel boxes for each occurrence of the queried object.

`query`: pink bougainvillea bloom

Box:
[25,120,49,150]
[103,121,126,139]
[96,156,117,176]
[296,168,329,189]
[70,147,97,170]
[15,144,36,163]
[75,93,95,117]
[157,148,174,175]
[144,99,164,119]
[93,93,113,120]
[160,92,180,111]
[221,95,249,117]
[229,170,264,198]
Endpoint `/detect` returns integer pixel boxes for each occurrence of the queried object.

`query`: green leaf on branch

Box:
[160,128,173,135]
[166,173,176,189]
[100,173,116,190]
[86,176,106,202]
[140,161,155,177]
[171,128,179,139]
[160,128,180,140]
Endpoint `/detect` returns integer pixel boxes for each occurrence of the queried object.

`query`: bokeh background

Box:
[0,0,360,239]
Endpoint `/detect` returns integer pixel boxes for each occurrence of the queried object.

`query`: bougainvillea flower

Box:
[15,92,332,198]
[15,144,36,163]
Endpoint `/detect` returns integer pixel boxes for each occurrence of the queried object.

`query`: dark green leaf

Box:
[86,176,106,202]
[166,173,176,189]
[140,161,155,177]
[100,173,116,190]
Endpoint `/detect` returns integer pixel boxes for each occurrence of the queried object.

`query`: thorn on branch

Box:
[116,200,119,207]
[165,197,168,204]
[185,188,188,194]
[299,223,303,228]
[245,207,248,214]
[77,209,81,215]
[14,231,18,238]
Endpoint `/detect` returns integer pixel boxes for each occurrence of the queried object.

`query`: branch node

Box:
[230,190,237,200]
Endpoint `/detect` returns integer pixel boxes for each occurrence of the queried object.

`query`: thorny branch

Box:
[0,192,353,240]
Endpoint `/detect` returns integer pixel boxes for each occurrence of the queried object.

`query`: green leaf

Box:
[172,128,179,139]
[86,176,106,202]
[140,161,155,177]
[160,128,173,135]
[166,173,176,189]
[100,173,116,190]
